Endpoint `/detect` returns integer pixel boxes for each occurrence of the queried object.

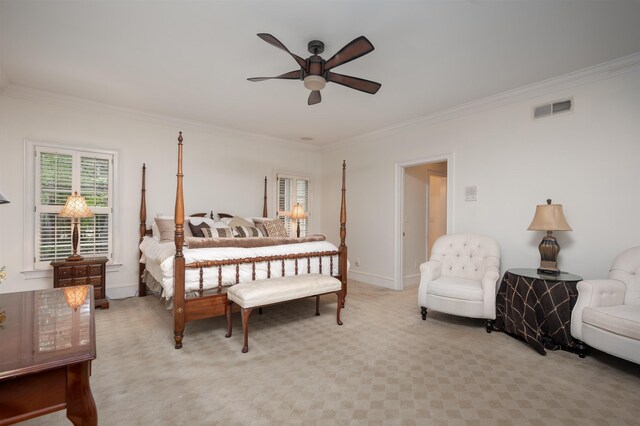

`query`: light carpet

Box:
[23,281,640,425]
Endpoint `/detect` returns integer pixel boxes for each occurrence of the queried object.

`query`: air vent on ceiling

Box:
[533,98,573,119]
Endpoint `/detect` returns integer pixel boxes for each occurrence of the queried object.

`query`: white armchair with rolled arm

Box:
[419,234,501,332]
[571,246,640,364]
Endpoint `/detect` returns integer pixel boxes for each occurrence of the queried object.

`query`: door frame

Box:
[394,154,454,291]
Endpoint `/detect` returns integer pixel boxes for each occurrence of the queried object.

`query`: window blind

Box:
[34,147,113,269]
[277,174,310,237]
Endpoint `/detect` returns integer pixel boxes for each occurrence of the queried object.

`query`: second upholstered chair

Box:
[418,233,501,331]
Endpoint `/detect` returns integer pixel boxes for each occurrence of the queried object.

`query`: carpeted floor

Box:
[23,281,640,425]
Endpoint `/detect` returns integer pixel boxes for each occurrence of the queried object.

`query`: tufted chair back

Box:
[608,246,640,306]
[430,233,501,281]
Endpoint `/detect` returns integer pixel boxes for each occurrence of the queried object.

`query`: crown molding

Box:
[0,66,9,93]
[1,84,321,153]
[323,51,640,151]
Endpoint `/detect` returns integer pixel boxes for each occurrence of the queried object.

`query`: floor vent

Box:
[533,98,573,119]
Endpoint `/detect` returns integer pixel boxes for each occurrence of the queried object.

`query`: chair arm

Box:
[418,261,441,307]
[481,268,500,319]
[571,279,627,340]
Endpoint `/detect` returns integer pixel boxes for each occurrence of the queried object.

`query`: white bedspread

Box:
[139,236,344,299]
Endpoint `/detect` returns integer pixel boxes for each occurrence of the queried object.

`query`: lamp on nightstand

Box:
[527,199,572,276]
[291,203,306,238]
[59,192,94,261]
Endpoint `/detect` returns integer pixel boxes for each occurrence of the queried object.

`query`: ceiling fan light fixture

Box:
[303,75,326,91]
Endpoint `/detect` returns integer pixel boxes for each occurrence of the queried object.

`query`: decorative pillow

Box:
[254,222,267,237]
[227,217,255,228]
[154,217,196,241]
[233,226,263,238]
[189,221,211,238]
[263,219,288,238]
[202,226,234,238]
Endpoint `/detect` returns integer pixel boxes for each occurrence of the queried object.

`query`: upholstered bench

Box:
[225,274,344,353]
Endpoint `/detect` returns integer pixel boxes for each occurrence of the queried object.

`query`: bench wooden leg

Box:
[316,295,320,316]
[241,307,253,353]
[335,291,344,326]
[225,299,233,338]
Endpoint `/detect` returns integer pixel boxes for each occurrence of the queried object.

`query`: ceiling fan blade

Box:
[308,90,321,105]
[324,36,375,71]
[248,70,302,82]
[327,72,381,94]
[257,33,307,69]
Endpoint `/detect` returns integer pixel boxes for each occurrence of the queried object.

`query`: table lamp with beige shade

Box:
[527,199,572,276]
[59,192,94,261]
[291,203,306,238]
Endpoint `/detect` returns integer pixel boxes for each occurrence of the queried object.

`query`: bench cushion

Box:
[227,274,341,308]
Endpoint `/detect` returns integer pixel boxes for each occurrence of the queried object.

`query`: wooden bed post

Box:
[339,160,348,303]
[263,176,268,217]
[138,163,147,297]
[174,132,186,349]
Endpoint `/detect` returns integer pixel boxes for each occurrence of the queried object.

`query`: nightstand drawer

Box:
[88,265,102,276]
[58,266,72,279]
[72,266,88,278]
[88,276,102,288]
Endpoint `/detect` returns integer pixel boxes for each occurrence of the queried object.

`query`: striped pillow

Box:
[202,226,234,238]
[233,226,264,238]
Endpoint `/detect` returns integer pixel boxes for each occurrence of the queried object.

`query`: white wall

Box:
[321,68,640,288]
[0,88,321,295]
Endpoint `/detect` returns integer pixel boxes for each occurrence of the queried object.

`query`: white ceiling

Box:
[2,1,640,146]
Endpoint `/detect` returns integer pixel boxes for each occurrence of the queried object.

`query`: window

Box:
[33,145,114,269]
[276,174,310,237]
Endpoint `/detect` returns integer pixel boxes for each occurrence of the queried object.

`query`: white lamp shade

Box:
[59,192,94,218]
[291,203,306,220]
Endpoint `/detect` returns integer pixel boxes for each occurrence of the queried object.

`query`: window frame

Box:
[275,171,312,237]
[23,140,120,274]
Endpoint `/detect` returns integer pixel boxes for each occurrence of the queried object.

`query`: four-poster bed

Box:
[138,132,348,349]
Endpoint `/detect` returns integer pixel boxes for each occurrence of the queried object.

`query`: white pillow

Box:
[188,216,215,227]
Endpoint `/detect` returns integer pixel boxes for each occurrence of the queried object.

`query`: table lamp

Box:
[291,203,306,238]
[59,192,94,261]
[527,199,572,275]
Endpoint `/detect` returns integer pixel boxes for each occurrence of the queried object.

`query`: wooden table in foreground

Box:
[0,286,97,425]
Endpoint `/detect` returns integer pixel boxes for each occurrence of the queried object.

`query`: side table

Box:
[51,257,109,309]
[494,268,582,354]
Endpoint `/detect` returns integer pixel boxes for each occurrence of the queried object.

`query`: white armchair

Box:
[571,246,640,364]
[419,233,501,332]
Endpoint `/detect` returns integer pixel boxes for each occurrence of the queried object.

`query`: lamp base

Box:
[66,254,84,262]
[537,266,560,276]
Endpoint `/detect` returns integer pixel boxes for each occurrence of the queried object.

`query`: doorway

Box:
[395,156,452,291]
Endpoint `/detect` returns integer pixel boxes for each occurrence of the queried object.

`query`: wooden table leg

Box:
[66,361,97,426]
[225,299,233,338]
[335,291,344,326]
[316,295,320,316]
[241,307,253,353]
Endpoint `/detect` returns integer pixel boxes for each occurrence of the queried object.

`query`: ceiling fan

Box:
[248,33,382,105]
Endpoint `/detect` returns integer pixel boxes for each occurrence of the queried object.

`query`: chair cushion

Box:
[227,274,341,309]
[582,305,640,341]
[427,276,484,302]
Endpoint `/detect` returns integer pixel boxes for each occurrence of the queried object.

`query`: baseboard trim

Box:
[107,284,138,300]
[348,270,395,290]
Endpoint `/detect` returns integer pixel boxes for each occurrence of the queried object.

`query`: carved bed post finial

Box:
[263,176,268,218]
[174,131,185,349]
[139,163,148,297]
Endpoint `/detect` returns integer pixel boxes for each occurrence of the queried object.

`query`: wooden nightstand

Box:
[51,257,109,309]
